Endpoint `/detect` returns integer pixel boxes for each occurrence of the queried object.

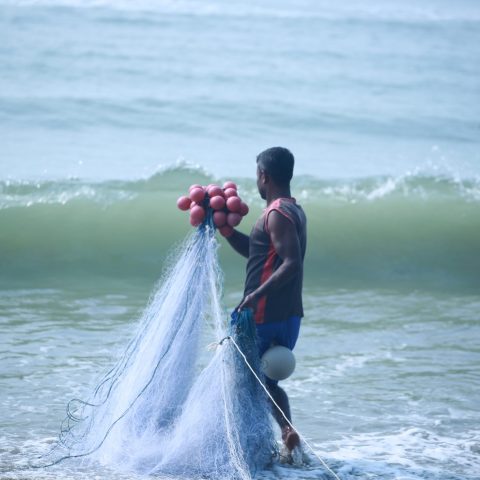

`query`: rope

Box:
[219,335,341,480]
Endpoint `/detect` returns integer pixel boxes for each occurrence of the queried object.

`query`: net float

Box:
[226,196,241,213]
[261,346,296,381]
[210,195,226,210]
[223,181,237,190]
[207,186,224,198]
[177,196,191,211]
[213,211,227,227]
[190,205,206,226]
[224,188,237,199]
[227,212,242,227]
[189,187,205,204]
[239,202,249,216]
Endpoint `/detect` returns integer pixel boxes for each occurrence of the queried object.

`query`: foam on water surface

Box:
[1,0,479,476]
[2,275,479,480]
[1,163,479,292]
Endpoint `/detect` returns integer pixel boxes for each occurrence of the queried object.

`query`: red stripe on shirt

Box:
[264,198,296,234]
[254,241,277,324]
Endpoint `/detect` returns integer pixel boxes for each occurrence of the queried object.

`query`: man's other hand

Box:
[237,292,259,312]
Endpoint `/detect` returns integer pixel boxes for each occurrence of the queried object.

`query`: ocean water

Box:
[1,0,480,479]
[1,0,480,180]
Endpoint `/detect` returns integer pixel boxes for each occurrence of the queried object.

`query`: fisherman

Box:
[223,147,307,456]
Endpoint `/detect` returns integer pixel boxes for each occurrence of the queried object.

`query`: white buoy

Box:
[260,345,296,381]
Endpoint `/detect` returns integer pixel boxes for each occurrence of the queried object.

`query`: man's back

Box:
[224,146,305,457]
[244,197,307,324]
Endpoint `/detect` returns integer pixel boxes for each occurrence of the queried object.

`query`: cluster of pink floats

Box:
[177,181,249,237]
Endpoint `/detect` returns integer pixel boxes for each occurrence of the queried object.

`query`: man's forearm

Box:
[253,259,300,299]
[226,230,249,258]
[238,258,300,311]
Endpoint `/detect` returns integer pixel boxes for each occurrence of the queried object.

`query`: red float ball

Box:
[224,188,237,198]
[213,211,227,227]
[190,205,206,226]
[223,181,237,190]
[239,202,249,216]
[207,186,224,198]
[226,196,241,213]
[189,187,205,204]
[210,195,226,210]
[177,196,191,211]
[227,212,242,227]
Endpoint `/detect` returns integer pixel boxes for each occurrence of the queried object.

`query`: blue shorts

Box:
[256,316,301,386]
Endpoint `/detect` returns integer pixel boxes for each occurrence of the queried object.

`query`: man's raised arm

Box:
[225,230,249,259]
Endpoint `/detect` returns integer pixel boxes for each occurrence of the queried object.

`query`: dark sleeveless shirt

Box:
[244,197,307,324]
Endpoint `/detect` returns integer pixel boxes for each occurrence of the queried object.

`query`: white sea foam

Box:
[322,427,480,479]
[317,162,480,203]
[1,160,479,210]
[4,427,479,479]
[1,286,479,479]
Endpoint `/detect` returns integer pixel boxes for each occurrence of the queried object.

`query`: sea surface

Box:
[1,0,480,479]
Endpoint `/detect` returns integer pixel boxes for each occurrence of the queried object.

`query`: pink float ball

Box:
[189,187,205,204]
[239,202,249,216]
[227,212,242,227]
[213,211,227,227]
[189,184,203,192]
[224,188,237,198]
[177,196,191,211]
[207,186,224,198]
[226,196,241,213]
[219,225,234,237]
[210,195,226,210]
[223,181,237,190]
[190,205,205,226]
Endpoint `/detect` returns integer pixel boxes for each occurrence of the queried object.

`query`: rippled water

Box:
[1,0,479,478]
[1,0,480,180]
[1,286,479,479]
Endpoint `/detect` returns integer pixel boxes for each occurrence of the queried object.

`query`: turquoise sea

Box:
[1,1,479,479]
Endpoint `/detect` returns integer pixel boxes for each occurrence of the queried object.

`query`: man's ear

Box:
[262,172,270,185]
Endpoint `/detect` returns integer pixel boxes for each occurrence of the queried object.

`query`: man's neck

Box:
[266,187,291,206]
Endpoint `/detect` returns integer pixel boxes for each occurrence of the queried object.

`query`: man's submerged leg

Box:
[266,379,300,451]
[257,317,302,453]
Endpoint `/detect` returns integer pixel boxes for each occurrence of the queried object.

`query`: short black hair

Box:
[256,147,294,186]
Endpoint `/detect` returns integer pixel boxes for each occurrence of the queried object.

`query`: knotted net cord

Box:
[37,213,278,479]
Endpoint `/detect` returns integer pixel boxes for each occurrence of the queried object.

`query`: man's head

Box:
[256,147,294,199]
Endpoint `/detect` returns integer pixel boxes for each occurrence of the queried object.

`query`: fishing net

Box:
[43,214,277,479]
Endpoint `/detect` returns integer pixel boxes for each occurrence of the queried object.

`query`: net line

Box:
[33,212,279,479]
